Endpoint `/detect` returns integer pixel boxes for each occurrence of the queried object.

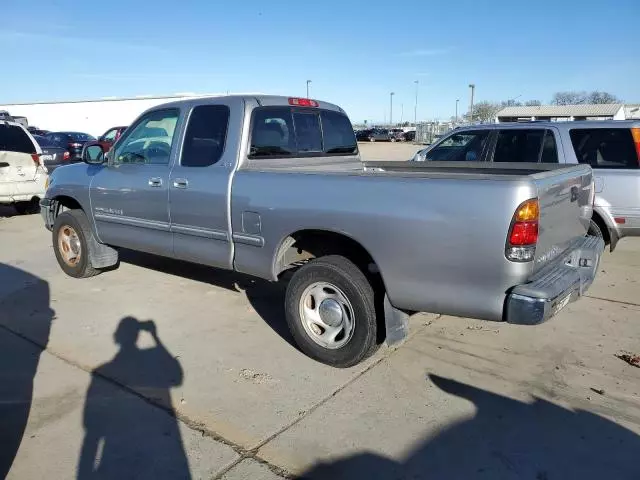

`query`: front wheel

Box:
[285,255,379,368]
[52,210,100,278]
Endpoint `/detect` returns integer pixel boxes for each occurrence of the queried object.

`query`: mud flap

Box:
[384,294,410,346]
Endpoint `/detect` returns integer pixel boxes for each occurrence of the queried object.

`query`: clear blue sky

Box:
[2,0,638,123]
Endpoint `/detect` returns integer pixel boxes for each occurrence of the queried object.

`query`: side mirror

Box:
[83,145,105,165]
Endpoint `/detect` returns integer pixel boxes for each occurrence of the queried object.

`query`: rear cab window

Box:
[493,129,558,163]
[0,123,37,154]
[249,106,357,158]
[569,128,638,169]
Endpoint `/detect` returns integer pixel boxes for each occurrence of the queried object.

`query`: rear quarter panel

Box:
[231,170,537,320]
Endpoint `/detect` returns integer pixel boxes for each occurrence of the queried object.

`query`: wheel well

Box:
[53,195,82,216]
[591,211,610,244]
[275,230,378,277]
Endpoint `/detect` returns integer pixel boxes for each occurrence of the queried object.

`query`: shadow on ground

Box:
[77,316,190,479]
[118,249,294,346]
[0,205,18,218]
[0,263,54,478]
[300,374,640,480]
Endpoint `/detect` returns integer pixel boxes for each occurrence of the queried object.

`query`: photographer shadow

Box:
[78,316,189,479]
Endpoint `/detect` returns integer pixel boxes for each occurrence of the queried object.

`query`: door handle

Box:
[148,177,163,187]
[173,178,188,189]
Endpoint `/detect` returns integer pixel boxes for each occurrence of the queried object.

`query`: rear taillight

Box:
[506,198,539,262]
[30,153,40,166]
[63,151,70,161]
[631,128,640,166]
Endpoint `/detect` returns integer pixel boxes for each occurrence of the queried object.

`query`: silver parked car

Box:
[41,95,603,367]
[412,121,640,250]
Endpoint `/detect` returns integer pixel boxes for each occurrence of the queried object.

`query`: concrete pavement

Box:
[1,184,640,478]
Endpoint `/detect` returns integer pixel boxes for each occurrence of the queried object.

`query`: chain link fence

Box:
[415,122,462,144]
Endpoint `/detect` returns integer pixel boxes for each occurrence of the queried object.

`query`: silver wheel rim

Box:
[58,225,82,267]
[299,282,355,349]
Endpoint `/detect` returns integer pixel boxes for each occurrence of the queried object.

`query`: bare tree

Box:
[524,100,542,106]
[464,101,502,123]
[552,90,620,105]
[588,91,621,104]
[552,91,588,105]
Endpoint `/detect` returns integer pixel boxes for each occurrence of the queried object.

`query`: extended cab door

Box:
[89,108,180,256]
[169,98,240,269]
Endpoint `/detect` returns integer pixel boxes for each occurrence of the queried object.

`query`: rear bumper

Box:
[505,235,605,325]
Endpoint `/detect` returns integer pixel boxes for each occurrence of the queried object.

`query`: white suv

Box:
[0,120,48,214]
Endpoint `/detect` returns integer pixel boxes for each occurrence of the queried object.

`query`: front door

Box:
[169,100,238,268]
[90,108,180,256]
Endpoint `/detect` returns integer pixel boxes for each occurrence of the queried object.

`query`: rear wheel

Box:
[285,255,378,368]
[53,210,100,278]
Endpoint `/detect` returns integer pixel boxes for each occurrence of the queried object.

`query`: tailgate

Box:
[532,164,594,272]
[0,151,40,183]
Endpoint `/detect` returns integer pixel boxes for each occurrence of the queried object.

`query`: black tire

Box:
[588,219,604,239]
[285,255,379,368]
[14,199,40,215]
[52,210,100,278]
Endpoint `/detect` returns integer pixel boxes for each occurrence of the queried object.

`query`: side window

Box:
[293,112,322,153]
[103,129,117,142]
[320,110,357,154]
[569,129,638,169]
[493,129,545,163]
[0,124,36,153]
[250,107,296,157]
[113,109,179,166]
[425,130,490,161]
[181,105,230,167]
[540,130,559,163]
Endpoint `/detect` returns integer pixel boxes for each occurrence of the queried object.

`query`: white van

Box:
[0,120,48,214]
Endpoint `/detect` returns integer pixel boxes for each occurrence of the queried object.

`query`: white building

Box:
[0,93,251,137]
[495,104,627,123]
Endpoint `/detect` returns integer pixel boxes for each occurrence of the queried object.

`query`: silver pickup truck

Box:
[40,95,604,367]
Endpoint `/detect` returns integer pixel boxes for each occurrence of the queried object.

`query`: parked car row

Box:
[355,128,415,142]
[0,122,127,214]
[410,121,640,248]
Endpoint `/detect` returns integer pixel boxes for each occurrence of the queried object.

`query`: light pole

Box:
[468,84,475,122]
[455,99,459,123]
[306,80,312,98]
[414,80,419,126]
[390,92,395,126]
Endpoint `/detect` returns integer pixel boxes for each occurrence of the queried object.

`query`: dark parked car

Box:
[27,127,50,136]
[390,128,405,141]
[357,128,396,142]
[44,132,96,162]
[33,135,70,172]
[403,130,416,142]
